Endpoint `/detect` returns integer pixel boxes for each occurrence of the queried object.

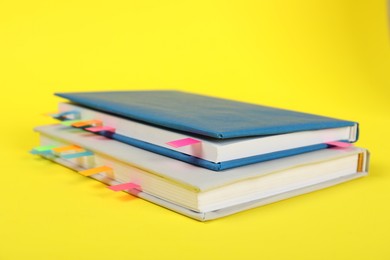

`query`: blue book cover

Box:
[55,90,357,139]
[54,90,358,171]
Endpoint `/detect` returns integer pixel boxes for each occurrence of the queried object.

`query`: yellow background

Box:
[1,0,389,259]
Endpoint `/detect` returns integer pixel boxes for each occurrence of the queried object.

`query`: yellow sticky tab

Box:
[78,166,113,176]
[72,120,102,128]
[52,145,84,153]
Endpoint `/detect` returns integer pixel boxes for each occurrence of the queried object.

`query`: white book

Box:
[32,124,369,221]
[56,102,358,171]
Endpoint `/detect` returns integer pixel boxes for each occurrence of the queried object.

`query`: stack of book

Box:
[31,91,369,221]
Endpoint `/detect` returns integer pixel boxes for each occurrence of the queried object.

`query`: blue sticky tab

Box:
[30,145,58,155]
[52,110,81,120]
[60,151,94,159]
[30,149,54,155]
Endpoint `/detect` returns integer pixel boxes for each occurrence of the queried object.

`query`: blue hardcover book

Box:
[54,90,358,171]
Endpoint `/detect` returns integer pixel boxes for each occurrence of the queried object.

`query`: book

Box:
[32,124,369,221]
[54,90,359,171]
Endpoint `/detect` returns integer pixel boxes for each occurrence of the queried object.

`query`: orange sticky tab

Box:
[78,166,113,176]
[52,145,84,153]
[72,120,103,128]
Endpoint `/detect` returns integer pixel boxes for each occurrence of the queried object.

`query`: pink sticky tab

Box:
[85,126,116,133]
[166,138,201,148]
[326,141,352,148]
[108,183,140,192]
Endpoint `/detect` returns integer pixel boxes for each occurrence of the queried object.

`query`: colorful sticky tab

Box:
[60,151,94,159]
[32,145,58,152]
[108,182,141,192]
[326,141,352,148]
[61,119,84,126]
[30,149,52,155]
[52,145,84,153]
[85,126,116,133]
[30,145,58,155]
[78,165,113,176]
[72,120,103,128]
[52,110,80,120]
[166,138,201,148]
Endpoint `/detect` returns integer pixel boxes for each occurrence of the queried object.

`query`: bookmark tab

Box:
[79,166,113,176]
[108,182,141,191]
[85,126,116,133]
[60,151,94,159]
[61,119,84,126]
[326,141,352,148]
[52,145,84,153]
[166,138,201,148]
[52,110,80,120]
[72,120,103,128]
[30,145,58,154]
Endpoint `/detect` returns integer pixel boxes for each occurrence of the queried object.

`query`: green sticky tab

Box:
[60,119,83,126]
[34,145,58,152]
